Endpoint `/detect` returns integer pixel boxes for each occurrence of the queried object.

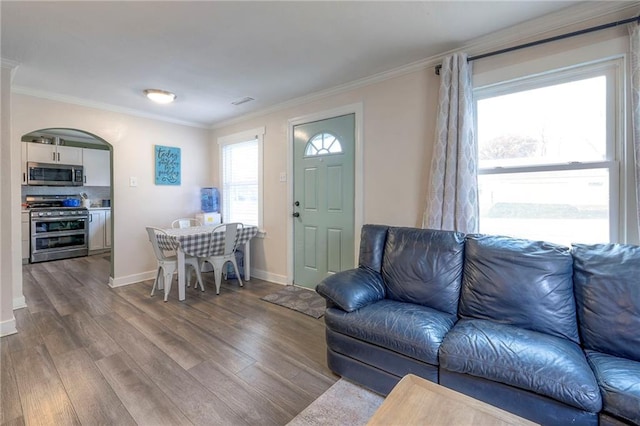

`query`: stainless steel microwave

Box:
[27,162,84,186]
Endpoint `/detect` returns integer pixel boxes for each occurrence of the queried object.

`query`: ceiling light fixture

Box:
[144,89,176,104]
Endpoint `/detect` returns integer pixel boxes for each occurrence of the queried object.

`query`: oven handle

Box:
[32,229,88,237]
[31,216,88,222]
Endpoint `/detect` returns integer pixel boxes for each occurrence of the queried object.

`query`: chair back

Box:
[146,226,175,261]
[210,222,244,256]
[171,218,202,229]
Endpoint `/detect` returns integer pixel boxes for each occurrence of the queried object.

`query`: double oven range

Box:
[27,195,89,263]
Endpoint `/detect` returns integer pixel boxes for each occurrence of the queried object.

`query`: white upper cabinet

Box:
[82,148,110,186]
[27,143,83,165]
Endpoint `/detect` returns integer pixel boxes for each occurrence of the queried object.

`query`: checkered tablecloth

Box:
[156,225,258,257]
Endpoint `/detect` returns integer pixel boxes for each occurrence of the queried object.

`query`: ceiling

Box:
[0,1,623,128]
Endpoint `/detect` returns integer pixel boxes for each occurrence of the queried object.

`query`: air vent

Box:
[231,97,255,106]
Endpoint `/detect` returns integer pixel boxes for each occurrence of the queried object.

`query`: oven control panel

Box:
[34,210,88,217]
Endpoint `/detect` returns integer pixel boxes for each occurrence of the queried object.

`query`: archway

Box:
[21,128,114,280]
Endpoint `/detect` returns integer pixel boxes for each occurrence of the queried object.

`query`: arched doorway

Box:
[21,128,114,280]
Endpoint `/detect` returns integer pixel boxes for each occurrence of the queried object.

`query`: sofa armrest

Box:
[316,267,385,312]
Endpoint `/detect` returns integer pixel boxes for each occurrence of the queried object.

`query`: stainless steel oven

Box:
[28,196,89,263]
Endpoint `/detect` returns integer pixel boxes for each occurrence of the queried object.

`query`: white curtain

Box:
[423,53,478,233]
[629,22,640,236]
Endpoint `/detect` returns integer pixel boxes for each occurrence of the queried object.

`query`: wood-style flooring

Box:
[1,254,337,425]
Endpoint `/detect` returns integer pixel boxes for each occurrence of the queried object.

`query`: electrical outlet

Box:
[129,176,138,187]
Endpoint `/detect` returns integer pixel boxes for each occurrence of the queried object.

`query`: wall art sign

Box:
[155,145,181,185]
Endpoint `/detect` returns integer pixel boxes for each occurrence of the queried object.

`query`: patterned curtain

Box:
[422,53,478,233]
[629,23,640,236]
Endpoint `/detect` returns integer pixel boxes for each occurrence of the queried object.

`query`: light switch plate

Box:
[279,172,287,182]
[129,176,138,187]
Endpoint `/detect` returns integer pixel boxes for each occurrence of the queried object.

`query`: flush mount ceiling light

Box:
[143,89,176,104]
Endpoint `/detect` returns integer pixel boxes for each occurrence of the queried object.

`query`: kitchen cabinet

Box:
[89,208,111,253]
[89,210,105,251]
[27,142,83,165]
[21,211,29,263]
[82,148,110,186]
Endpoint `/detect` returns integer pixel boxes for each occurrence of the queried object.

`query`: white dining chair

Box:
[146,227,204,301]
[201,222,244,295]
[171,218,203,229]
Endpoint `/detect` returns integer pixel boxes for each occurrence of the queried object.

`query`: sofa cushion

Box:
[324,299,457,365]
[316,267,385,313]
[586,350,640,424]
[439,319,602,413]
[572,243,640,362]
[459,235,579,343]
[381,227,465,315]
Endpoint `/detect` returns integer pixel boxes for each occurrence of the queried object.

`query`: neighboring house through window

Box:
[218,127,264,228]
[475,59,625,246]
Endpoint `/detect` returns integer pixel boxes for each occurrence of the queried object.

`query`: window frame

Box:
[473,58,624,244]
[218,127,265,230]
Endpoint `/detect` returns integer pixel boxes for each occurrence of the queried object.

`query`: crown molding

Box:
[1,58,19,70]
[1,59,20,83]
[210,56,434,129]
[212,1,640,129]
[11,85,209,129]
[8,2,640,131]
[457,1,640,60]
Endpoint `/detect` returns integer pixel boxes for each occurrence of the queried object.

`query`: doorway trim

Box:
[286,103,364,285]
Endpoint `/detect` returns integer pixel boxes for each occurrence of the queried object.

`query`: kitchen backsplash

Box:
[22,185,111,207]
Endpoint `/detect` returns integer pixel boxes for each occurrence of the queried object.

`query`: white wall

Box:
[10,94,211,290]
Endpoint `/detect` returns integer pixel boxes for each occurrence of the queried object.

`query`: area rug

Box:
[287,378,384,426]
[261,285,326,318]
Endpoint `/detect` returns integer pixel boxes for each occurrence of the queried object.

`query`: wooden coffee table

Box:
[367,374,538,426]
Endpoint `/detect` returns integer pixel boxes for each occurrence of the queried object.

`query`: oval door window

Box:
[304,132,343,157]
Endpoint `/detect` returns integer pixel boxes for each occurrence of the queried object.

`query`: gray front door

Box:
[293,114,355,289]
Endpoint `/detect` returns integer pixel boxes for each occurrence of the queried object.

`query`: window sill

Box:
[256,230,267,238]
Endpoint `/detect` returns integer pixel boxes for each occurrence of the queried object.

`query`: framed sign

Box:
[155,145,181,185]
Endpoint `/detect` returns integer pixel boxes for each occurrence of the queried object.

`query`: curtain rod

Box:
[435,15,640,75]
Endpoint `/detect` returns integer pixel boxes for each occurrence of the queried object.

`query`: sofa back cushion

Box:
[459,235,579,343]
[381,227,465,315]
[572,243,640,362]
[358,224,389,273]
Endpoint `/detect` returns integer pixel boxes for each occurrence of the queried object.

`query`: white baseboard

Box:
[251,268,288,285]
[13,296,26,310]
[109,270,156,288]
[0,317,17,337]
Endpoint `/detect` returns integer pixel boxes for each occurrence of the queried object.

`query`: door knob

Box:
[292,212,300,217]
[294,201,300,206]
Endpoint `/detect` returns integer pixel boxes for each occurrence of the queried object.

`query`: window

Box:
[218,127,264,228]
[304,132,343,156]
[475,61,621,246]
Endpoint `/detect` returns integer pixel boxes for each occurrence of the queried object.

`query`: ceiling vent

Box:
[231,97,255,106]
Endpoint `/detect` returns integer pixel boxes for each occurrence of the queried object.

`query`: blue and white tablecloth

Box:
[156,225,258,257]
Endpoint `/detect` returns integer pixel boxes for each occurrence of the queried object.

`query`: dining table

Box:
[155,224,259,301]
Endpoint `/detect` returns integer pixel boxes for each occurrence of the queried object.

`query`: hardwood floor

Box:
[1,255,337,425]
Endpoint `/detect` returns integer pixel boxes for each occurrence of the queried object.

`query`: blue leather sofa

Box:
[315,225,640,425]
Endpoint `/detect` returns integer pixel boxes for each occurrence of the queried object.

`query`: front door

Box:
[293,114,355,289]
